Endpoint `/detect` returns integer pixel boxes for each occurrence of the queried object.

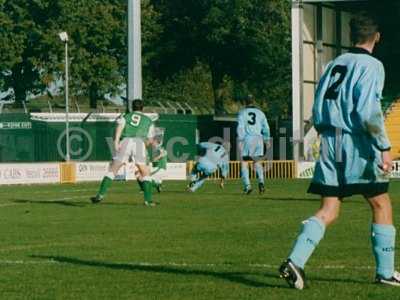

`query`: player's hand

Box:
[381,151,392,174]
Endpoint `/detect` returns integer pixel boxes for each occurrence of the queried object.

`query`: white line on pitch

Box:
[0,189,95,196]
[0,203,22,208]
[0,187,140,196]
[0,260,58,265]
[0,260,384,271]
[0,242,82,252]
[38,195,91,202]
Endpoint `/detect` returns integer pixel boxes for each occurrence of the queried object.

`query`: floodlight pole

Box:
[291,1,303,161]
[59,31,70,161]
[65,39,70,161]
[127,0,142,112]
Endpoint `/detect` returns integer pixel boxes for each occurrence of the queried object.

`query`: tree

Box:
[47,0,125,108]
[53,0,162,108]
[0,0,59,107]
[0,0,162,109]
[151,0,291,116]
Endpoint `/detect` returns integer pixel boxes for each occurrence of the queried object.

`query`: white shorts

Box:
[113,138,147,165]
[152,168,166,183]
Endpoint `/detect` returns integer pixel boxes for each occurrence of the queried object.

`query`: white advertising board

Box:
[159,163,187,180]
[391,161,400,179]
[76,162,109,182]
[297,161,316,179]
[75,162,187,182]
[76,162,131,182]
[0,163,60,185]
[297,161,400,179]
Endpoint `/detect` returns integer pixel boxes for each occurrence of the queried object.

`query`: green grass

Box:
[1,179,400,299]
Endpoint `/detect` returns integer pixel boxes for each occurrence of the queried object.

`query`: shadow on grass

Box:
[12,199,145,207]
[32,255,288,289]
[13,199,87,207]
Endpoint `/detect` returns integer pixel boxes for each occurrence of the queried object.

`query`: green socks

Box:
[97,174,114,198]
[137,179,145,191]
[142,177,153,203]
[98,173,154,204]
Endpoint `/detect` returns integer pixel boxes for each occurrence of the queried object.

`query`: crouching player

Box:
[137,128,167,193]
[91,99,157,207]
[151,145,167,193]
[188,142,229,192]
[279,13,399,289]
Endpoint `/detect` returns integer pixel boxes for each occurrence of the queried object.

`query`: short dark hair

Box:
[245,94,255,106]
[132,99,144,111]
[350,13,379,45]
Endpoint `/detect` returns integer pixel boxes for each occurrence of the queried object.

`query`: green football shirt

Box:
[118,112,154,140]
[152,148,167,170]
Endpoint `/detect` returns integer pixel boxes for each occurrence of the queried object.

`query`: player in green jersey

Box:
[136,128,167,194]
[91,99,157,207]
[151,146,167,193]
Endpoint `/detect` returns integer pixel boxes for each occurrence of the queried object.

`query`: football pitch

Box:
[1,179,399,300]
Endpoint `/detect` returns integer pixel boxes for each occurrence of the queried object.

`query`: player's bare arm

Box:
[114,122,124,152]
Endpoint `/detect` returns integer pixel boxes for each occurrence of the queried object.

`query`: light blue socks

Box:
[190,171,198,182]
[190,178,207,192]
[255,162,264,184]
[241,164,250,188]
[372,223,396,279]
[288,218,396,276]
[289,216,326,269]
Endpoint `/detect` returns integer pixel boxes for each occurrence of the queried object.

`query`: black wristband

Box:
[378,146,391,152]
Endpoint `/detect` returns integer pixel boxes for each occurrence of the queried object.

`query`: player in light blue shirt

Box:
[188,142,229,192]
[237,95,270,194]
[280,13,400,289]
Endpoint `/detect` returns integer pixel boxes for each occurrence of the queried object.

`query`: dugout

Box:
[291,0,400,160]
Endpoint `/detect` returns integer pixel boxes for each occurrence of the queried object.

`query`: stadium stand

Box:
[385,98,400,160]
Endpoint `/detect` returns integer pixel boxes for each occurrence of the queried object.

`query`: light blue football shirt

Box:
[198,142,229,169]
[237,107,270,141]
[313,47,390,151]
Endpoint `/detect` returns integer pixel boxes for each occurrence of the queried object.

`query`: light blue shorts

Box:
[308,130,389,198]
[241,136,264,159]
[196,157,217,176]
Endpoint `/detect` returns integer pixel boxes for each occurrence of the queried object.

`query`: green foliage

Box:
[0,0,162,109]
[0,1,59,106]
[0,0,291,115]
[1,0,399,116]
[144,62,214,111]
[151,0,292,116]
[52,0,126,108]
